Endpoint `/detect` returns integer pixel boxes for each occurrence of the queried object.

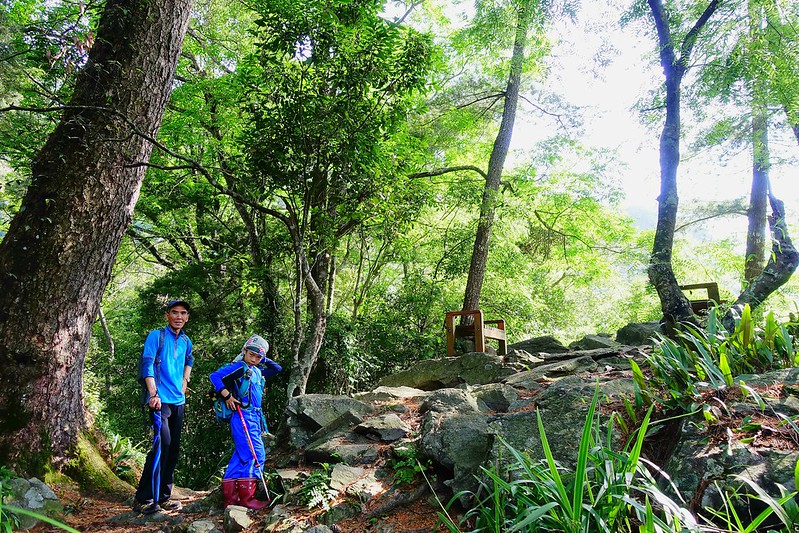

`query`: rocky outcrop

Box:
[377,351,517,389]
[284,345,643,492]
[273,339,799,531]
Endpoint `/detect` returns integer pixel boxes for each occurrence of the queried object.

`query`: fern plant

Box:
[296,463,337,511]
[107,434,144,480]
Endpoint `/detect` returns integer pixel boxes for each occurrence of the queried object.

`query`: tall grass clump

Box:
[701,475,799,533]
[635,305,798,412]
[436,387,700,533]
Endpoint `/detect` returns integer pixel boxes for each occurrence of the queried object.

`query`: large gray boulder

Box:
[421,388,479,414]
[286,394,374,449]
[615,322,661,345]
[471,383,520,413]
[4,477,63,530]
[304,434,380,465]
[666,412,799,512]
[354,413,410,442]
[354,385,431,403]
[569,334,620,351]
[490,376,628,470]
[377,352,516,390]
[420,410,493,496]
[508,335,569,354]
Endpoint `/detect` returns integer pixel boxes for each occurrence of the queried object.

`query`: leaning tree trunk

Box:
[462,2,532,315]
[646,0,720,332]
[722,195,799,331]
[0,0,191,475]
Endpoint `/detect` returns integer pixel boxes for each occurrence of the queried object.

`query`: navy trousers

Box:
[135,403,184,504]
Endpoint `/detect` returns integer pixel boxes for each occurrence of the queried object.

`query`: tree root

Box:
[366,482,429,519]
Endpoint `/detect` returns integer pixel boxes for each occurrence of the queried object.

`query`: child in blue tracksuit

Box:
[209,334,282,509]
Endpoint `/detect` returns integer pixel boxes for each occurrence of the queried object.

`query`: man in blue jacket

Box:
[134,299,194,514]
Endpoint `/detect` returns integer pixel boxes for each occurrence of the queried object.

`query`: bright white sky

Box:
[533,2,799,239]
[393,0,799,241]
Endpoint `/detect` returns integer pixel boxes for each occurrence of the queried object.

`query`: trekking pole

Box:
[150,409,162,504]
[235,405,271,503]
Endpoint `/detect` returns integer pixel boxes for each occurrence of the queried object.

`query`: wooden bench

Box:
[680,282,723,314]
[445,310,507,356]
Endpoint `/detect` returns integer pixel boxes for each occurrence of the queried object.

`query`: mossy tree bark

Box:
[0,0,192,476]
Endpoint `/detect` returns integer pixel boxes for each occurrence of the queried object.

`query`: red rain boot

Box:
[237,478,267,510]
[222,479,239,507]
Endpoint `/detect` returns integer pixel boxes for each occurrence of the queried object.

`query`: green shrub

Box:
[107,434,145,484]
[0,466,20,533]
[390,446,431,486]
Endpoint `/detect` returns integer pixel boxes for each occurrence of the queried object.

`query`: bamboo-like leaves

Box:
[645,306,798,412]
[436,382,700,533]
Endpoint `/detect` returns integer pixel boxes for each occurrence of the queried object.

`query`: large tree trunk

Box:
[745,0,770,283]
[646,0,720,331]
[745,99,770,282]
[285,217,327,400]
[0,0,191,475]
[461,2,532,314]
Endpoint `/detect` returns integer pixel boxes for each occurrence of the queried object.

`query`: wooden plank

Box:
[483,327,505,339]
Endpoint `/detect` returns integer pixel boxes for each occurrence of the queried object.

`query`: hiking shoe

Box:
[138,501,161,515]
[159,499,182,511]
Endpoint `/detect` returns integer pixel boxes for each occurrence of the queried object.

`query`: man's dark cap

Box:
[166,299,191,312]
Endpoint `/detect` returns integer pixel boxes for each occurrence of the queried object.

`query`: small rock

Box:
[223,505,252,532]
[188,519,222,533]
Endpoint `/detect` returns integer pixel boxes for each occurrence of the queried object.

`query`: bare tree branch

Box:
[408,165,488,181]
